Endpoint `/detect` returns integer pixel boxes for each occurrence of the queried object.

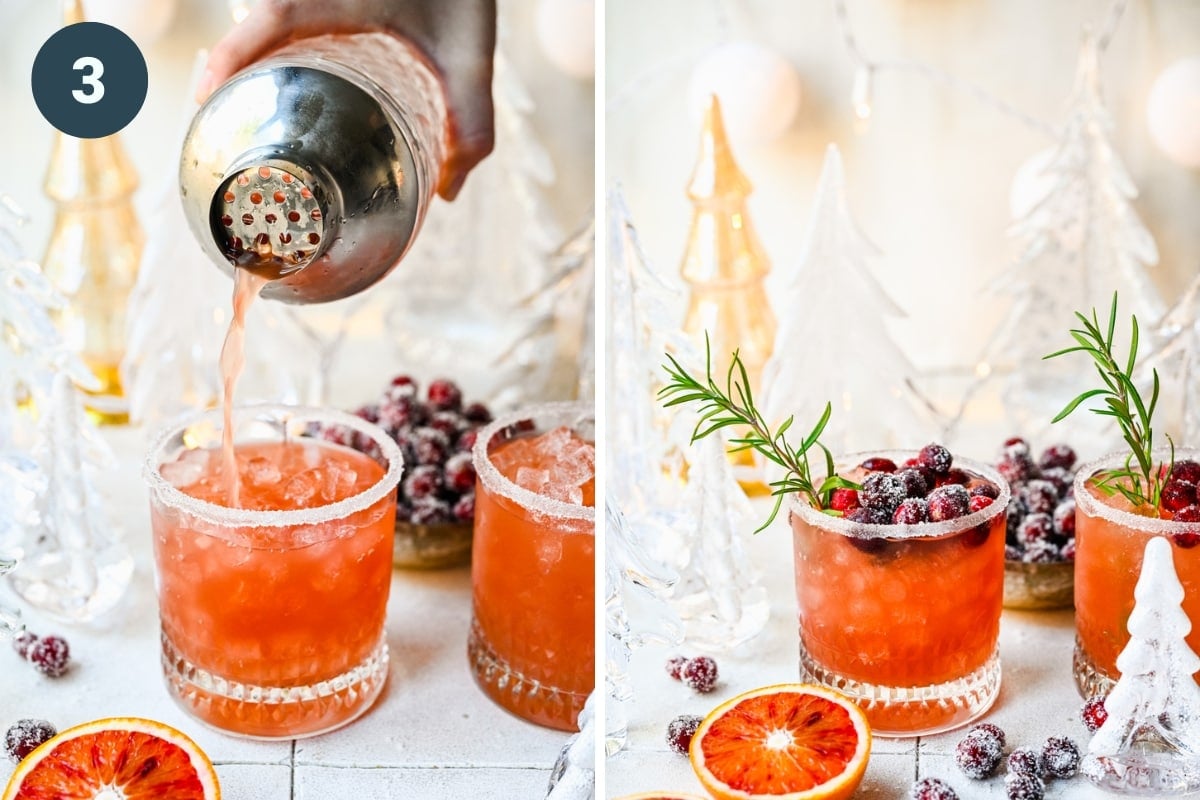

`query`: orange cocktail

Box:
[468,402,595,731]
[145,405,403,739]
[1073,449,1200,698]
[790,451,1009,736]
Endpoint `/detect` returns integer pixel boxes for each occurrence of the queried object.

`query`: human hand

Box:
[197,0,496,200]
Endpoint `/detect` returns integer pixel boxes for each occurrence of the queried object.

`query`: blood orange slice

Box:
[612,794,708,800]
[690,684,871,800]
[2,717,220,800]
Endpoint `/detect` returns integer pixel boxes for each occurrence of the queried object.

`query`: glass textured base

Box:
[1084,748,1200,796]
[1074,635,1118,700]
[468,617,589,732]
[799,644,1001,737]
[162,632,388,740]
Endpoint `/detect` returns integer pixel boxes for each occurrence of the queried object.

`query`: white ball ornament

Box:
[1146,58,1200,168]
[535,0,595,80]
[688,41,802,147]
[83,0,177,45]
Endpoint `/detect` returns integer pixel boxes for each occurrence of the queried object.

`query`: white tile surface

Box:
[0,426,572,797]
[294,765,552,799]
[606,501,1096,798]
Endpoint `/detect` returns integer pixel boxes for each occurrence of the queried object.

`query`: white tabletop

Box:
[606,499,1101,799]
[0,426,569,799]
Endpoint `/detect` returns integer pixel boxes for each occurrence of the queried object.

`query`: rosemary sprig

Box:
[659,336,856,531]
[1044,291,1172,507]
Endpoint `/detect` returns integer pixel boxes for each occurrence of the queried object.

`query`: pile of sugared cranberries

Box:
[998,438,1079,564]
[836,444,998,527]
[329,376,492,527]
[1159,460,1200,549]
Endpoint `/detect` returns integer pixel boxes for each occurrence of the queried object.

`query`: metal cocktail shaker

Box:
[179,33,447,304]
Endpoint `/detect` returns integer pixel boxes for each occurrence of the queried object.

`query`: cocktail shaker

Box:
[179,33,447,303]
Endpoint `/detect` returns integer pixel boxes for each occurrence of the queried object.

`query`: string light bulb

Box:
[852,65,873,120]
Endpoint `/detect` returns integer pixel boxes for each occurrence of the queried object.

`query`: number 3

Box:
[72,56,105,104]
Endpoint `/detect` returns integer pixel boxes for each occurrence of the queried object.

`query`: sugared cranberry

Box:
[12,631,37,660]
[1171,460,1200,485]
[1019,479,1060,514]
[829,488,860,513]
[955,729,1002,779]
[894,498,929,525]
[1162,480,1197,512]
[860,473,906,512]
[918,443,953,475]
[1039,444,1077,471]
[969,722,1006,748]
[1023,539,1060,563]
[1004,436,1029,449]
[390,374,417,390]
[376,401,415,432]
[402,465,442,500]
[443,452,476,493]
[28,635,70,678]
[665,655,688,680]
[682,656,718,693]
[353,404,380,423]
[413,427,450,466]
[666,714,702,755]
[999,453,1039,485]
[1006,500,1023,544]
[1019,513,1056,547]
[846,506,891,526]
[969,495,993,514]
[937,468,970,487]
[428,411,465,438]
[928,485,970,521]
[384,380,418,405]
[1040,736,1080,778]
[4,720,56,763]
[859,457,897,473]
[411,498,452,525]
[1004,773,1045,800]
[970,482,1000,500]
[451,493,475,523]
[1172,505,1200,547]
[896,468,930,499]
[1039,467,1074,497]
[463,402,492,424]
[909,777,959,800]
[1082,695,1108,733]
[1053,500,1076,537]
[1061,540,1076,561]
[1007,748,1041,777]
[457,429,480,452]
[1005,544,1023,560]
[426,379,463,411]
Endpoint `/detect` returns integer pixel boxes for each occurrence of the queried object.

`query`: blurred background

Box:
[606,0,1200,455]
[0,0,595,419]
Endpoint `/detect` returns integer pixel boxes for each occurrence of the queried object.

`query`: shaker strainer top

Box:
[213,164,327,279]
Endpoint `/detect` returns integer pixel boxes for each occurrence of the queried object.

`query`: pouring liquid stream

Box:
[218,267,270,507]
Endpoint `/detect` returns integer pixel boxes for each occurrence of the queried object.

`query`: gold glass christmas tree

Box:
[41,0,144,424]
[679,95,776,488]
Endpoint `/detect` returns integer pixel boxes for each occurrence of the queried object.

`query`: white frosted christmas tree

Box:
[1083,536,1200,795]
[973,33,1162,444]
[0,555,19,638]
[670,432,768,651]
[8,374,133,623]
[760,144,939,454]
[545,692,595,799]
[385,47,569,409]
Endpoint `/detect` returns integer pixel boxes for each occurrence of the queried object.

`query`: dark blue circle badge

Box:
[31,22,148,139]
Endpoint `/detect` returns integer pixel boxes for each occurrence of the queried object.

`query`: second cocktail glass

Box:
[145,404,403,739]
[468,402,596,731]
[789,452,1009,736]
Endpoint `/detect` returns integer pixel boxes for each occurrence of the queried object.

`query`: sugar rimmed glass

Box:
[467,402,595,731]
[790,451,1009,736]
[1072,448,1200,699]
[144,404,403,739]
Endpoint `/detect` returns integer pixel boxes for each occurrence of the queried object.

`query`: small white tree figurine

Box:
[761,144,938,454]
[669,432,768,651]
[8,374,133,623]
[1083,536,1200,794]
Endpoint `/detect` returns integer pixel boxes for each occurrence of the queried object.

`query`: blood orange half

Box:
[690,684,871,800]
[612,794,708,800]
[2,717,220,800]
